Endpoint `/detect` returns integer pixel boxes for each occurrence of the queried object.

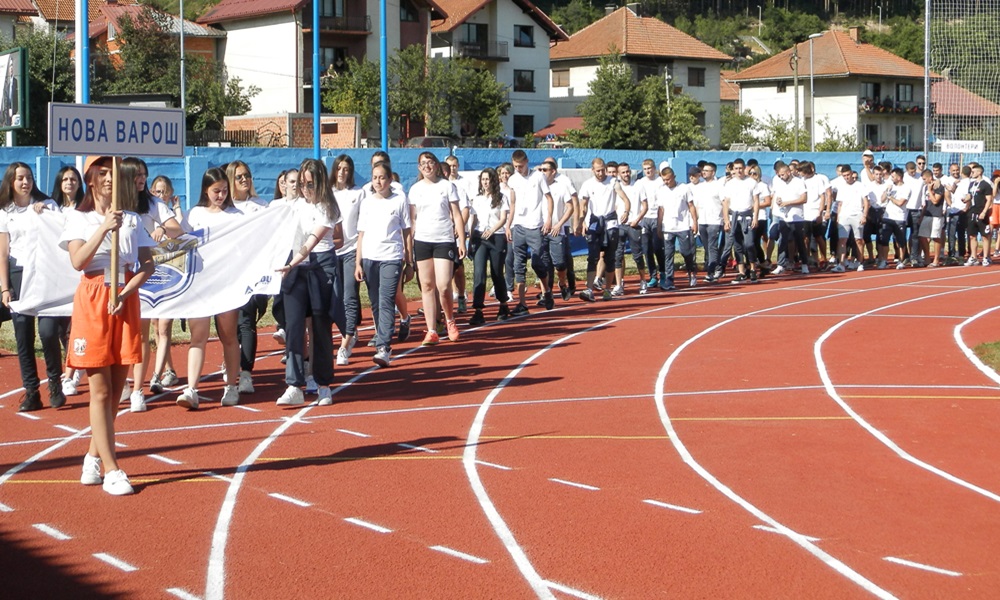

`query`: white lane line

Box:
[115,442,127,448]
[54,424,78,433]
[549,478,600,491]
[429,545,489,564]
[475,460,512,471]
[93,552,138,572]
[544,580,604,600]
[344,517,393,533]
[397,442,438,453]
[643,499,702,514]
[754,524,820,542]
[0,502,13,512]
[234,405,261,413]
[202,471,233,483]
[954,305,1000,387]
[268,493,311,508]
[0,377,51,400]
[883,556,962,577]
[166,588,203,600]
[337,428,370,438]
[815,284,1000,504]
[16,412,41,421]
[147,453,183,465]
[33,523,72,541]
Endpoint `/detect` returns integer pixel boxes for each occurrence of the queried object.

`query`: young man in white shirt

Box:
[635,158,666,287]
[945,164,970,264]
[444,155,471,313]
[578,157,630,301]
[656,166,699,289]
[691,162,725,282]
[877,167,911,269]
[902,160,926,266]
[613,163,649,295]
[540,160,576,301]
[830,169,869,272]
[506,149,555,313]
[799,161,831,270]
[771,162,809,274]
[721,158,760,283]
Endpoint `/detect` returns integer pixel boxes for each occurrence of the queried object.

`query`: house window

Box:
[321,47,349,73]
[400,0,418,22]
[695,111,706,128]
[320,0,343,18]
[461,23,487,43]
[896,83,913,103]
[860,81,881,102]
[514,25,534,47]
[636,63,659,81]
[895,124,912,149]
[777,81,787,93]
[108,22,116,40]
[688,67,705,88]
[513,115,534,137]
[864,123,879,146]
[514,70,535,93]
[552,69,569,88]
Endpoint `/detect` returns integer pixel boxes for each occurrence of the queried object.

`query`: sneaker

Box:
[896,261,906,270]
[120,379,132,403]
[512,303,530,316]
[496,304,512,321]
[927,261,939,268]
[18,389,42,412]
[176,388,199,410]
[446,320,460,342]
[373,346,392,367]
[238,370,254,394]
[276,385,304,406]
[49,381,66,409]
[129,390,147,413]
[560,285,572,301]
[336,347,350,366]
[703,273,717,283]
[831,263,846,273]
[543,292,555,310]
[593,277,604,292]
[965,256,977,266]
[857,263,865,272]
[749,270,758,283]
[535,295,548,307]
[456,295,467,314]
[771,265,786,275]
[273,328,286,345]
[317,386,334,406]
[398,317,411,343]
[488,286,496,298]
[221,385,240,407]
[689,274,698,288]
[731,273,748,284]
[647,275,659,288]
[611,284,625,297]
[367,338,377,348]
[579,288,596,302]
[984,258,992,267]
[659,279,671,291]
[800,265,810,275]
[639,280,648,295]
[102,469,134,496]
[877,259,887,270]
[422,331,440,346]
[602,289,612,301]
[81,454,102,485]
[469,310,486,326]
[305,376,318,395]
[160,370,179,386]
[62,374,79,397]
[149,373,163,394]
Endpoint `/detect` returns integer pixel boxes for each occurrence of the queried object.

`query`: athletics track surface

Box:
[2,266,1000,599]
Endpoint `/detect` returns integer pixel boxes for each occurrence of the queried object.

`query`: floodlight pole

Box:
[791,45,799,152]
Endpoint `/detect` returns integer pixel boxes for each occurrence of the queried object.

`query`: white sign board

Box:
[48,103,185,157]
[939,139,984,153]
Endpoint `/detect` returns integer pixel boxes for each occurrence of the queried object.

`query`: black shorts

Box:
[414,240,457,262]
[968,218,992,238]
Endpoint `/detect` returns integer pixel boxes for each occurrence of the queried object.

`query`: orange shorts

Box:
[991,205,1000,227]
[67,272,143,369]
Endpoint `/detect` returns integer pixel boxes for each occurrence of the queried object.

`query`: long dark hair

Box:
[299,158,340,221]
[0,162,48,210]
[197,167,233,209]
[50,165,84,208]
[478,167,502,210]
[120,157,150,214]
[369,161,394,196]
[274,169,287,199]
[330,154,355,189]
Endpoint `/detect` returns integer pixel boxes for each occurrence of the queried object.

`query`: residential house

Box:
[728,28,926,150]
[929,78,1000,148]
[719,69,739,110]
[0,0,36,40]
[29,0,134,33]
[87,3,225,67]
[548,5,731,147]
[428,0,567,138]
[197,0,446,121]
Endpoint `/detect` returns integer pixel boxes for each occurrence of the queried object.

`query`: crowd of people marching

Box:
[1,148,995,495]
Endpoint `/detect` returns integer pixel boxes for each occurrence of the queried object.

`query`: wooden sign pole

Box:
[110,156,120,308]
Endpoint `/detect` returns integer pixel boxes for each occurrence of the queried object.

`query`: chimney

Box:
[849,26,859,41]
[605,4,617,15]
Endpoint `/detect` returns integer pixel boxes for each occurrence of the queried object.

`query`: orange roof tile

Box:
[0,0,35,16]
[932,79,1000,117]
[200,0,446,24]
[88,4,225,38]
[728,30,924,82]
[431,0,566,40]
[534,116,583,138]
[550,7,730,62]
[720,69,739,102]
[34,0,135,24]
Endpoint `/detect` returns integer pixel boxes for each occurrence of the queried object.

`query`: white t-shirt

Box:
[579,176,620,225]
[299,201,341,253]
[690,179,724,225]
[656,183,694,233]
[59,208,155,273]
[471,192,510,234]
[753,180,770,221]
[138,196,177,235]
[722,176,756,214]
[771,177,807,222]
[868,180,891,209]
[231,196,266,215]
[357,189,410,262]
[184,205,244,232]
[547,180,574,231]
[617,182,646,223]
[884,184,909,221]
[1,199,59,264]
[836,181,867,219]
[335,186,365,256]
[802,174,830,221]
[904,179,925,211]
[635,175,664,216]
[950,179,972,212]
[408,178,460,243]
[508,170,551,229]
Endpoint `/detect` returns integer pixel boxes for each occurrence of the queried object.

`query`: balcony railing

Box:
[858,98,923,115]
[455,40,509,62]
[319,15,371,33]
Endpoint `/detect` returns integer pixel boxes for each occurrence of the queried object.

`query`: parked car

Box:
[538,140,575,149]
[405,136,457,148]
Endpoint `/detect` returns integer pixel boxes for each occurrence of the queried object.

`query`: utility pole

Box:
[790,44,799,152]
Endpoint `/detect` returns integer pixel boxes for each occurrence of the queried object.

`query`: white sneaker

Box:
[81,453,102,485]
[176,387,199,410]
[800,265,810,274]
[856,263,864,272]
[62,375,79,397]
[984,257,992,267]
[965,256,977,266]
[639,280,648,295]
[129,390,147,413]
[102,469,134,496]
[877,259,887,270]
[317,386,333,406]
[831,263,846,273]
[304,376,318,395]
[772,265,785,275]
[276,386,304,406]
[373,346,392,368]
[160,370,179,386]
[273,328,286,345]
[120,379,132,402]
[611,284,625,297]
[238,370,254,394]
[336,347,350,366]
[221,385,240,407]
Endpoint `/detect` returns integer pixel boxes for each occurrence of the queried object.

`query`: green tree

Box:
[0,28,76,145]
[575,52,645,149]
[756,114,810,151]
[388,45,429,133]
[814,118,861,152]
[322,57,381,133]
[637,75,709,150]
[450,66,509,138]
[861,17,924,64]
[549,0,602,35]
[759,7,826,52]
[692,13,748,58]
[720,105,758,148]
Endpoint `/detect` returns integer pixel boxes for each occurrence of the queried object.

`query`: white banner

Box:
[10,204,297,319]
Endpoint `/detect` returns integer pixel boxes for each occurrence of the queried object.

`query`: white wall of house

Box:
[0,16,19,40]
[809,78,860,143]
[364,0,401,59]
[672,60,721,147]
[220,13,301,114]
[498,5,551,137]
[549,63,596,121]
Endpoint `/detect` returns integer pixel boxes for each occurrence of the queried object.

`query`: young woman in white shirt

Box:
[0,162,64,412]
[147,175,182,391]
[60,156,156,495]
[175,168,243,410]
[468,168,510,325]
[50,165,86,397]
[409,152,466,345]
[331,154,365,366]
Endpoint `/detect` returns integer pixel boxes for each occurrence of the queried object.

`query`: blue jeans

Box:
[362,259,402,349]
[512,224,550,284]
[641,217,665,275]
[336,250,361,337]
[663,230,696,285]
[698,224,723,274]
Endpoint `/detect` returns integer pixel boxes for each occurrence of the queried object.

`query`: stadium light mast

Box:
[809,32,822,152]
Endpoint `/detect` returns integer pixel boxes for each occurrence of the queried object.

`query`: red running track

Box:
[2,266,1000,599]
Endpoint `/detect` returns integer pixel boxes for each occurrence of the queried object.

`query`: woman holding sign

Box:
[60,156,156,496]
